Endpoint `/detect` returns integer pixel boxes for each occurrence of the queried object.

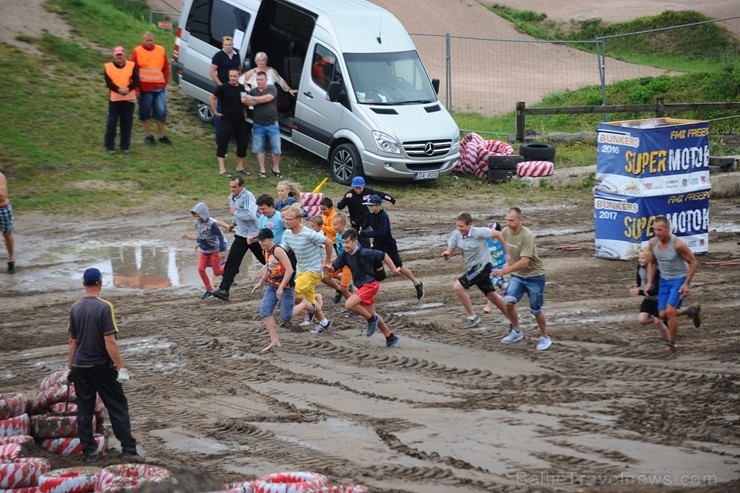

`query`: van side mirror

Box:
[327,81,342,102]
[432,78,440,95]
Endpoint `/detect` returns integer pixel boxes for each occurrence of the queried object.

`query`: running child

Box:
[182,202,228,299]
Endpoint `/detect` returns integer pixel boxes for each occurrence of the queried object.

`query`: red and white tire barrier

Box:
[31,415,94,440]
[0,487,40,493]
[38,372,66,394]
[300,192,324,219]
[252,472,327,493]
[457,133,515,177]
[0,415,30,438]
[38,468,100,493]
[225,481,253,493]
[34,387,75,414]
[38,435,105,457]
[95,465,170,493]
[0,436,34,446]
[515,161,554,177]
[45,404,76,417]
[0,444,22,461]
[0,458,50,489]
[0,395,26,421]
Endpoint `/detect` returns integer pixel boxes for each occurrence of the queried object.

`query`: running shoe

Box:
[501,329,523,344]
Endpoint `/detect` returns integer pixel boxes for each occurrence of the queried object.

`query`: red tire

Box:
[34,387,75,414]
[252,472,327,493]
[38,467,101,493]
[95,465,170,493]
[31,415,95,440]
[0,443,22,461]
[38,372,66,394]
[516,161,554,177]
[0,394,26,421]
[38,435,105,457]
[0,414,30,437]
[0,458,50,489]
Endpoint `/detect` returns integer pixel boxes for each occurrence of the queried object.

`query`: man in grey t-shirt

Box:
[247,71,282,178]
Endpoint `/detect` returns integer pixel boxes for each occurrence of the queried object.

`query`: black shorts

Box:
[458,263,495,295]
[640,298,658,318]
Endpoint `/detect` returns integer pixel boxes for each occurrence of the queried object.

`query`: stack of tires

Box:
[224,471,365,493]
[30,371,107,457]
[1,392,51,492]
[457,133,514,178]
[488,142,556,183]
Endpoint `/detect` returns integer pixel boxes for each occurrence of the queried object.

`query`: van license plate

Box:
[414,171,439,180]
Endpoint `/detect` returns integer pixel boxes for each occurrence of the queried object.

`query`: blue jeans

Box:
[504,274,545,315]
[252,121,281,154]
[138,89,167,122]
[259,284,295,322]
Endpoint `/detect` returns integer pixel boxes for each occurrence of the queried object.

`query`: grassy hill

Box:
[0,0,736,213]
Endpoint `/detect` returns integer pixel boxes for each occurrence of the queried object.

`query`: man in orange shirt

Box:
[131,32,171,146]
[104,46,139,154]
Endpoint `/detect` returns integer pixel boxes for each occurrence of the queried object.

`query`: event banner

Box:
[595,118,710,197]
[594,189,710,260]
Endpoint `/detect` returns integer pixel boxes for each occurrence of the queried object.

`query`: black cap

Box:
[256,228,274,240]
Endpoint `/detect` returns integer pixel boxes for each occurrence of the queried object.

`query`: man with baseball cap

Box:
[251,228,295,353]
[104,45,139,154]
[336,176,396,248]
[65,268,143,462]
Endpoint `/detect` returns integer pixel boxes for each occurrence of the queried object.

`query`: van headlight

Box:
[372,131,401,155]
[451,133,460,152]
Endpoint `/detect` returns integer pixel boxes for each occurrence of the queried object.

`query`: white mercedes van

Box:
[172,0,460,185]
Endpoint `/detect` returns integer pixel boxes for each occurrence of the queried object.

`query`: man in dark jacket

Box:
[336,176,396,247]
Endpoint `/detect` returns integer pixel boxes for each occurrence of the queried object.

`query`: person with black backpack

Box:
[325,228,402,348]
[252,228,295,353]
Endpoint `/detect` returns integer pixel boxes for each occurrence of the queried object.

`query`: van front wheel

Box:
[196,101,215,124]
[330,144,363,185]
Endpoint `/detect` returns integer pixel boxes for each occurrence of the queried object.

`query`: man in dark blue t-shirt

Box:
[66,267,142,462]
[210,35,242,143]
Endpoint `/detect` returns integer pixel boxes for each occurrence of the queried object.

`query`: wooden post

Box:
[515,101,525,142]
[655,98,665,118]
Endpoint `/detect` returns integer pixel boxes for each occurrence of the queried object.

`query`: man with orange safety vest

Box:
[130,32,171,146]
[104,46,139,155]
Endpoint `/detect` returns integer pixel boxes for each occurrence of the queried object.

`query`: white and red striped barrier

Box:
[0,415,30,438]
[252,472,327,493]
[516,160,554,177]
[0,458,50,489]
[38,435,105,457]
[95,465,170,493]
[34,387,74,414]
[457,133,514,177]
[299,192,324,219]
[31,415,94,440]
[0,436,34,447]
[38,467,100,493]
[0,395,26,421]
[38,372,66,394]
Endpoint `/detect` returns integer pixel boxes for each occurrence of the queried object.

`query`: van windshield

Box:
[345,51,437,105]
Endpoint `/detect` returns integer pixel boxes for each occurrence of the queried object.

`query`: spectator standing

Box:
[65,268,143,462]
[0,171,14,274]
[336,176,395,247]
[441,213,510,328]
[359,195,424,300]
[492,207,551,351]
[209,35,242,143]
[209,69,249,177]
[247,71,283,178]
[103,46,139,154]
[131,31,171,146]
[212,176,265,301]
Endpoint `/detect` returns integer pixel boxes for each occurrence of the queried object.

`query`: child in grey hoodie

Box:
[183,202,228,298]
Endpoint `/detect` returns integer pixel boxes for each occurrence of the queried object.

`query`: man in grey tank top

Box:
[645,216,701,352]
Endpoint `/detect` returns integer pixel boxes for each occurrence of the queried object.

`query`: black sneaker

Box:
[211,289,230,301]
[333,290,343,304]
[414,281,424,300]
[686,303,701,328]
[83,451,104,463]
[144,135,155,145]
[7,261,15,274]
[158,136,172,145]
[120,452,146,463]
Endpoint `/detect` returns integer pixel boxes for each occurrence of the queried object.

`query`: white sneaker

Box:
[536,336,552,351]
[501,329,523,344]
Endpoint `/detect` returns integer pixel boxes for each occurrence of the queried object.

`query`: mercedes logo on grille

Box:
[424,142,435,156]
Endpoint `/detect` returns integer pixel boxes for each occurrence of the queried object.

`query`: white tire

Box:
[516,161,554,177]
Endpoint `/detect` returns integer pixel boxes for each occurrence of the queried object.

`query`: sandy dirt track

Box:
[1,194,739,492]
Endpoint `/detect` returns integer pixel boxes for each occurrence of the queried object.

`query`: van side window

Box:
[186,0,250,48]
[311,44,340,91]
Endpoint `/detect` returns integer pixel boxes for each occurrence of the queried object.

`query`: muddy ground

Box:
[1,195,739,492]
